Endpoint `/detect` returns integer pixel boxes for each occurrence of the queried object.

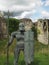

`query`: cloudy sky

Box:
[0,0,49,22]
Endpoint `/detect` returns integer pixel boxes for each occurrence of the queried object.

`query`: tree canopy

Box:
[6,18,20,35]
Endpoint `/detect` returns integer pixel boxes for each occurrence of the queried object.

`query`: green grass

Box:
[0,52,49,65]
[0,39,8,53]
[0,39,49,65]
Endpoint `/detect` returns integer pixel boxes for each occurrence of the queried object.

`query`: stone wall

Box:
[20,18,33,31]
[0,17,7,39]
[37,19,48,45]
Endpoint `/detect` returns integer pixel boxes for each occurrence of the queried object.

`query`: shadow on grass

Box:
[18,58,40,65]
[31,58,40,65]
[19,60,25,65]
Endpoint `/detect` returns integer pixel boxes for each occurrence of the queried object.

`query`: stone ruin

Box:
[0,17,7,39]
[37,19,49,45]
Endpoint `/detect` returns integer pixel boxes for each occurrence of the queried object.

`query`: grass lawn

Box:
[0,39,49,65]
[0,52,49,65]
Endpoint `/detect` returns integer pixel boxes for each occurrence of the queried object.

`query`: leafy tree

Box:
[7,18,20,35]
[31,25,37,40]
[9,18,20,34]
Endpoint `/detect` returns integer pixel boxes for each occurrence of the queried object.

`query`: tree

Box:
[8,18,20,35]
[31,25,37,40]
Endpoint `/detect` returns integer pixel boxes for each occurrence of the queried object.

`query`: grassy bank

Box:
[0,39,49,65]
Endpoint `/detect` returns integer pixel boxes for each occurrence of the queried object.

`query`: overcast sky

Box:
[0,0,49,22]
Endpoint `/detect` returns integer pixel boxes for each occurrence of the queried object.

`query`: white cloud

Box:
[41,10,49,18]
[14,10,36,19]
[0,0,43,11]
[10,4,36,12]
[21,10,36,18]
[10,0,43,12]
[0,0,47,22]
[45,0,49,6]
[19,11,29,18]
[36,0,44,6]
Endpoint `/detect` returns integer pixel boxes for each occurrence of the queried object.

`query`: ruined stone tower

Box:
[37,19,49,45]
